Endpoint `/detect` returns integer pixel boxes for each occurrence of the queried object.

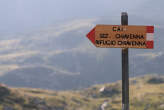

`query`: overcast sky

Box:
[0,0,163,34]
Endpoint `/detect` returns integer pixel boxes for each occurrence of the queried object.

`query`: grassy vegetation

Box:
[0,75,164,110]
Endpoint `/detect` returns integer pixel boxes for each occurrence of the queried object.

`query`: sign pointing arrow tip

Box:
[86,27,96,45]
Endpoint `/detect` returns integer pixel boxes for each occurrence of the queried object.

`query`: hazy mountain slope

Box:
[0,16,163,90]
[1,75,164,110]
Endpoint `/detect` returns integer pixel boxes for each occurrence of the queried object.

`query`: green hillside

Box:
[1,75,164,110]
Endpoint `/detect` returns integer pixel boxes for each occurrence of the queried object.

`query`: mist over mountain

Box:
[0,11,163,90]
[0,0,163,90]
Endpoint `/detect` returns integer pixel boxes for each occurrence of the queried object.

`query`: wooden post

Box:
[121,12,129,110]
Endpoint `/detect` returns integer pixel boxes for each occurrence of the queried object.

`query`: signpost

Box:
[121,12,129,110]
[87,25,154,49]
[86,12,154,110]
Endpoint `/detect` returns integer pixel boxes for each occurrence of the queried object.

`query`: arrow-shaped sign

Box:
[86,25,154,49]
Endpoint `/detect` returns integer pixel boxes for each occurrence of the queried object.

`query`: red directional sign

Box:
[86,25,154,49]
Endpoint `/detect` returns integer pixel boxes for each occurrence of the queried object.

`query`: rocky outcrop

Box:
[3,106,15,110]
[100,85,120,97]
[0,84,10,98]
[147,77,164,84]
